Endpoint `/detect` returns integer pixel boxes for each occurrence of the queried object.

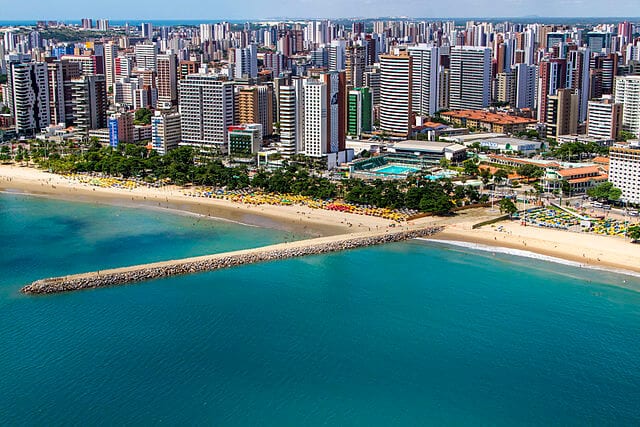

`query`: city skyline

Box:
[2,0,640,22]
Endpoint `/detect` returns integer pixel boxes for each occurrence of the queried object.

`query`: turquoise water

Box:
[374,164,419,175]
[2,193,640,425]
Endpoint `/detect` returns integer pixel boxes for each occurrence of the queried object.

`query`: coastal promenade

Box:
[22,226,442,294]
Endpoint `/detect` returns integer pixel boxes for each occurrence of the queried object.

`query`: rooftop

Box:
[441,110,538,125]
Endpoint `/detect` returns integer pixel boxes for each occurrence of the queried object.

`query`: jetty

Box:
[21,226,442,295]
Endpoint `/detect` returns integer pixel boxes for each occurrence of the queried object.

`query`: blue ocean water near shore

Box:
[1,192,640,425]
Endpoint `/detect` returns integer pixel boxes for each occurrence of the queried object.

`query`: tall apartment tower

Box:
[70,75,108,137]
[9,61,51,134]
[408,44,439,116]
[151,111,182,155]
[104,42,118,91]
[236,85,274,136]
[514,63,537,110]
[141,23,153,40]
[277,77,304,157]
[302,79,327,157]
[329,40,346,71]
[156,53,177,109]
[135,42,157,71]
[345,45,366,88]
[614,76,640,137]
[178,71,235,149]
[234,44,257,79]
[347,87,372,137]
[587,98,622,141]
[449,46,491,110]
[567,47,590,122]
[537,58,567,122]
[379,50,412,137]
[45,60,66,126]
[546,88,578,139]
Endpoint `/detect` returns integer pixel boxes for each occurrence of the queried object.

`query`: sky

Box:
[0,0,638,21]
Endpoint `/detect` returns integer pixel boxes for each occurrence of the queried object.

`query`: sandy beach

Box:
[3,163,640,278]
[424,209,640,277]
[0,164,397,237]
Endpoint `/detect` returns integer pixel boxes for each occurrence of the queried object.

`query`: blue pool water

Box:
[374,164,420,175]
[1,192,640,425]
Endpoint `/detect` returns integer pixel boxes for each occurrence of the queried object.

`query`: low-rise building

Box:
[388,140,467,163]
[439,110,537,134]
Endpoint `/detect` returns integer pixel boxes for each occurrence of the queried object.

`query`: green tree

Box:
[586,182,622,202]
[499,198,518,217]
[479,168,492,185]
[439,157,450,170]
[462,159,479,177]
[516,164,543,180]
[619,130,637,142]
[134,108,153,125]
[493,168,509,186]
[628,226,640,242]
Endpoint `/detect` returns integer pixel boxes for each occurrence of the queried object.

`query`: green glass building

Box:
[347,87,372,137]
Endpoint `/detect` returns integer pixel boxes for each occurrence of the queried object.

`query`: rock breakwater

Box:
[22,227,442,295]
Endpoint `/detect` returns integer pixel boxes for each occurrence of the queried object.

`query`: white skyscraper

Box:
[408,44,439,116]
[151,111,182,155]
[135,42,157,72]
[614,76,640,137]
[379,49,412,136]
[449,46,491,110]
[200,24,214,42]
[302,79,327,157]
[179,70,234,149]
[514,63,537,110]
[104,42,118,90]
[234,44,257,79]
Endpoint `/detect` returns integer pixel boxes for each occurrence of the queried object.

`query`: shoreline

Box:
[425,222,640,278]
[0,164,395,237]
[4,163,640,282]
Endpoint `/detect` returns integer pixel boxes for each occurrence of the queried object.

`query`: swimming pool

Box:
[374,165,420,175]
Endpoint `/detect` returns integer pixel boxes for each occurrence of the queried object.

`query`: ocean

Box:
[1,192,639,425]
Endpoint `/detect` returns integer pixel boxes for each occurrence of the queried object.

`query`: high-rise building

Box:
[200,24,214,43]
[45,60,66,126]
[60,54,98,76]
[157,53,177,109]
[514,63,537,110]
[546,88,578,139]
[302,79,327,157]
[135,42,157,71]
[587,98,622,141]
[614,76,640,138]
[151,111,181,154]
[8,61,51,134]
[329,40,346,71]
[345,45,366,88]
[71,75,108,136]
[379,50,412,136]
[236,85,273,137]
[537,58,567,121]
[277,77,304,157]
[234,44,257,79]
[566,47,590,122]
[449,46,491,110]
[104,42,118,91]
[408,44,439,116]
[609,144,640,203]
[141,23,153,40]
[347,87,372,137]
[178,70,234,149]
[591,54,618,95]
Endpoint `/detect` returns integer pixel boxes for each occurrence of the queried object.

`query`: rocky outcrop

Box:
[21,227,442,295]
